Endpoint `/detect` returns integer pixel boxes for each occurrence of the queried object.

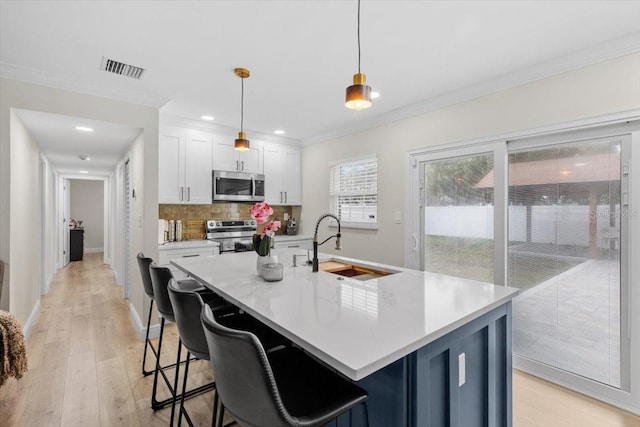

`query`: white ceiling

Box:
[15,109,141,176]
[2,1,640,173]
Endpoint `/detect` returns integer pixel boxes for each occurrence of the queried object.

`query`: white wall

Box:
[300,53,640,267]
[3,110,41,324]
[69,179,104,252]
[0,78,158,330]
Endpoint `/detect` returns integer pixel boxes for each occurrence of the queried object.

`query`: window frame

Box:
[329,154,379,230]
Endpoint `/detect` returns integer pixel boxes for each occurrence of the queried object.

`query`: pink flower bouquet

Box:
[250,202,281,256]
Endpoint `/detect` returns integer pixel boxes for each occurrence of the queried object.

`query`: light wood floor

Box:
[1,253,638,426]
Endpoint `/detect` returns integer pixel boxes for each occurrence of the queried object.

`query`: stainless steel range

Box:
[206,219,257,254]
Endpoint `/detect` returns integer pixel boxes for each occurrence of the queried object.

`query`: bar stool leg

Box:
[211,391,219,427]
[178,351,193,427]
[170,339,183,427]
[150,317,166,409]
[142,299,156,376]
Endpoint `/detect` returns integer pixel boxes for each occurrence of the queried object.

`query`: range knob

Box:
[216,221,222,227]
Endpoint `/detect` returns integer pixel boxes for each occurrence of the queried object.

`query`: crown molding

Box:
[302,32,640,146]
[0,61,170,109]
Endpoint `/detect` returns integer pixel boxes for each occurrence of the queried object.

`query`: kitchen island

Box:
[172,249,519,427]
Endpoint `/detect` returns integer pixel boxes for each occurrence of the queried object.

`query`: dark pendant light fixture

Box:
[234,67,250,151]
[345,0,372,110]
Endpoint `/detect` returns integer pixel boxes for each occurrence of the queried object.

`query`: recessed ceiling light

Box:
[371,91,380,99]
[75,126,94,132]
[78,155,90,161]
[274,130,285,135]
[201,115,215,121]
[574,163,585,167]
[79,170,89,174]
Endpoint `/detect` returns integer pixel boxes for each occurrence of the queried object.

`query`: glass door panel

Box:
[509,138,622,388]
[423,153,495,283]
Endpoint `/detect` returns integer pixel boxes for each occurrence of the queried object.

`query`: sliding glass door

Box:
[411,143,506,285]
[408,131,630,397]
[508,137,628,388]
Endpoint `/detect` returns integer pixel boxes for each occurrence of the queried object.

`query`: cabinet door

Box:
[238,142,264,174]
[212,138,239,172]
[283,149,301,205]
[263,144,284,205]
[185,130,213,204]
[159,127,185,203]
[213,138,264,173]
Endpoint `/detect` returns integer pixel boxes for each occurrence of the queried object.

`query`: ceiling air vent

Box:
[100,57,146,80]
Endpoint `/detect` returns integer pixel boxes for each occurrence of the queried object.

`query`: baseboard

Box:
[129,302,160,341]
[22,299,41,338]
[44,272,55,294]
[84,248,103,254]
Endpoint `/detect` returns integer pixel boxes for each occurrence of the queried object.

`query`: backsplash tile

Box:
[159,203,294,239]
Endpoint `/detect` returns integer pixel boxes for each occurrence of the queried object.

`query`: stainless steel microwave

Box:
[212,170,265,203]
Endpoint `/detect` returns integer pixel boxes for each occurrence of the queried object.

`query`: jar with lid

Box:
[168,219,176,242]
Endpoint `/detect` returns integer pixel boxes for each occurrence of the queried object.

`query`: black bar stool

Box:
[201,304,370,427]
[168,278,290,427]
[148,264,220,415]
[136,253,160,377]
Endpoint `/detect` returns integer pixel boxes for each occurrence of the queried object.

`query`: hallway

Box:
[0,253,638,426]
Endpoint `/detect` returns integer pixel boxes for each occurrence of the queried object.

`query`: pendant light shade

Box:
[234,68,250,151]
[346,73,372,110]
[345,0,372,110]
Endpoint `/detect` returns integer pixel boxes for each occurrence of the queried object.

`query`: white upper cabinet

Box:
[212,138,263,174]
[263,143,301,205]
[159,127,185,204]
[159,127,213,204]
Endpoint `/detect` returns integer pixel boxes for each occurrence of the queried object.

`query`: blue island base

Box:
[328,302,512,427]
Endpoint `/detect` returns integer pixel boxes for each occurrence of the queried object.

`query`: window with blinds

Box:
[329,156,378,226]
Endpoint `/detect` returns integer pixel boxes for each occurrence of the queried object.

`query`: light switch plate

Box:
[458,353,466,387]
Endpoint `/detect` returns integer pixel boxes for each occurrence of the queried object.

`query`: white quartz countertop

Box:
[159,239,219,250]
[171,248,518,381]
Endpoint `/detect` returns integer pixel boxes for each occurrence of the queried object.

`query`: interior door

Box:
[63,178,70,266]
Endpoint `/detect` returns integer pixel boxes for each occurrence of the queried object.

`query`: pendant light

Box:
[345,0,372,110]
[234,67,250,151]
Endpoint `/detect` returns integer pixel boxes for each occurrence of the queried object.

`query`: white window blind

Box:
[329,156,378,225]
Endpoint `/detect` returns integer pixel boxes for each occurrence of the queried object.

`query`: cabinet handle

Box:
[284,192,287,203]
[180,186,184,201]
[280,192,283,203]
[287,245,300,248]
[236,160,239,171]
[187,187,191,201]
[182,254,200,258]
[241,161,244,171]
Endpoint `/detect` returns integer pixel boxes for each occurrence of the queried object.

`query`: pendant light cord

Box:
[240,77,244,132]
[357,0,361,74]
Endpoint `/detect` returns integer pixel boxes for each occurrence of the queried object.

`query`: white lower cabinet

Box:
[272,236,312,251]
[264,143,301,205]
[158,245,218,279]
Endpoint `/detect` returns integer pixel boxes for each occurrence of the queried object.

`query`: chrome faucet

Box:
[312,213,342,272]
